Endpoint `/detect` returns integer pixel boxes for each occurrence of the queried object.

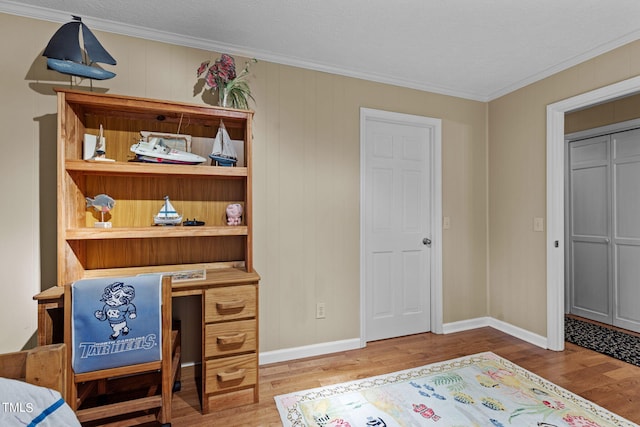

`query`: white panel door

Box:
[568,128,640,333]
[363,113,432,342]
[568,135,612,324]
[612,128,640,332]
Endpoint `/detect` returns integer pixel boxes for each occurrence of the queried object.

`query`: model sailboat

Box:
[154,196,182,226]
[209,121,238,166]
[43,16,117,80]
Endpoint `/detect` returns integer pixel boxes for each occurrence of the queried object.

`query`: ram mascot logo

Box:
[94,281,137,340]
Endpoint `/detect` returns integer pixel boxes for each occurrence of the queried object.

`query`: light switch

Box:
[533,217,544,232]
[443,216,450,229]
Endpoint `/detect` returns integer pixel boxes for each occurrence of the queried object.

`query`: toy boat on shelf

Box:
[43,16,117,80]
[131,137,206,165]
[210,121,238,166]
[154,196,182,226]
[183,218,205,226]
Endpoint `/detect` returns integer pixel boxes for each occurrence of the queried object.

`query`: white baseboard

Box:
[258,317,549,366]
[442,316,548,349]
[442,316,492,333]
[259,338,363,366]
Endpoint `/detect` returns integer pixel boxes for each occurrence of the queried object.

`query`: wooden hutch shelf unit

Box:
[35,89,260,413]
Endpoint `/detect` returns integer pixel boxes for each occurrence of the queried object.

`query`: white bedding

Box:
[0,377,80,426]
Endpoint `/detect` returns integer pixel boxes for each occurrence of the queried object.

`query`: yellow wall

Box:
[6,11,640,360]
[488,40,640,336]
[566,92,640,134]
[0,13,488,358]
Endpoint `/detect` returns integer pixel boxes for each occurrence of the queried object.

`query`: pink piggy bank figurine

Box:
[226,203,243,226]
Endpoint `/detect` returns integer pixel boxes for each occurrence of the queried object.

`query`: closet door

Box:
[612,128,640,332]
[568,135,612,324]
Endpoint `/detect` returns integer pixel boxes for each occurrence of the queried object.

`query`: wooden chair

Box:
[64,275,180,426]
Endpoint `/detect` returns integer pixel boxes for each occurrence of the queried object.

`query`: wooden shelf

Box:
[55,88,255,283]
[65,226,248,240]
[65,159,248,178]
[56,88,253,122]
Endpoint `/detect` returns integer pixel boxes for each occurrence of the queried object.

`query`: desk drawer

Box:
[204,319,256,358]
[204,285,256,322]
[204,353,257,394]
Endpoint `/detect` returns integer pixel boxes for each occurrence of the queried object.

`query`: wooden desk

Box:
[33,268,260,412]
[33,268,259,344]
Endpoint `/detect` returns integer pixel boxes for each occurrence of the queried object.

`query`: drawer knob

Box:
[217,368,246,382]
[217,333,247,345]
[216,300,246,311]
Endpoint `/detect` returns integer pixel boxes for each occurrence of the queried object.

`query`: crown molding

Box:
[3,0,638,103]
[0,0,487,101]
[487,28,640,101]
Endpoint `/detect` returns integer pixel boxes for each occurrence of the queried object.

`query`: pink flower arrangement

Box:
[197,54,237,91]
[196,53,257,109]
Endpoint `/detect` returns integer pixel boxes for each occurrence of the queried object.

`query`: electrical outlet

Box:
[316,302,326,319]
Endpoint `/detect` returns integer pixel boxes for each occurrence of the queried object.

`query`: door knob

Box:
[423,237,432,247]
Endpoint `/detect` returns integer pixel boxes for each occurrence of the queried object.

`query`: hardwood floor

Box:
[166,327,640,426]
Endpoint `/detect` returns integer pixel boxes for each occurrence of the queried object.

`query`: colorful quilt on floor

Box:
[275,352,637,427]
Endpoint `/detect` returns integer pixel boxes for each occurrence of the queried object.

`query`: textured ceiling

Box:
[3,0,640,101]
